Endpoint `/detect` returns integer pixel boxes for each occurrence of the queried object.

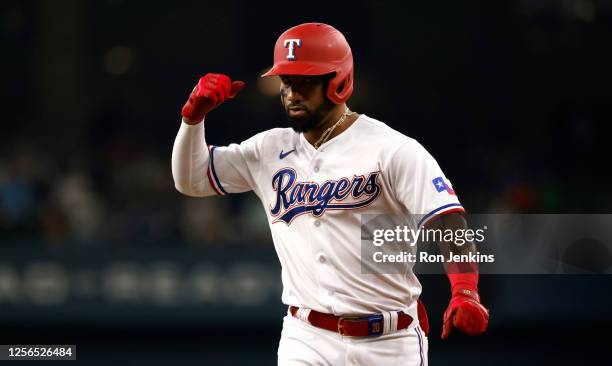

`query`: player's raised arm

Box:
[172,73,252,197]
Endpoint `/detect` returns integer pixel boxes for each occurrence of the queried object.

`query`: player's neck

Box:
[303,104,359,148]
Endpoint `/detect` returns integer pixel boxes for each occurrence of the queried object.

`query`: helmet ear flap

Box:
[327,68,354,104]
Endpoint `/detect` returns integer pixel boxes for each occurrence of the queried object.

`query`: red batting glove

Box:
[181,73,246,124]
[441,273,489,339]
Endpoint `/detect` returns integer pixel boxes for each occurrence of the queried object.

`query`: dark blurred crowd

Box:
[0,129,271,248]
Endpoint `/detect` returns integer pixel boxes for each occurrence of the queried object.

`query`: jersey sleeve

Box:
[171,120,263,197]
[207,132,263,195]
[388,140,465,227]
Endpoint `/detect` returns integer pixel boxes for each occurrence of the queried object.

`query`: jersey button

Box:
[317,253,326,263]
[314,220,321,227]
[313,166,320,173]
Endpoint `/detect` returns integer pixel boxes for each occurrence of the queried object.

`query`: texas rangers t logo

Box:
[283,39,302,60]
[270,168,381,224]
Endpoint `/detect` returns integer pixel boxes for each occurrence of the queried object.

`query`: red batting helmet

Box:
[261,23,354,104]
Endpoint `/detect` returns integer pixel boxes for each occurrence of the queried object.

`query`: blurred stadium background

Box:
[1,0,611,364]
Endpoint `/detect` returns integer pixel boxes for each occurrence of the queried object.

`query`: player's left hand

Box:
[181,73,246,124]
[441,288,489,339]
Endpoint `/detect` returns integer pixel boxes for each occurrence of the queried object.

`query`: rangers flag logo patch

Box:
[432,177,456,195]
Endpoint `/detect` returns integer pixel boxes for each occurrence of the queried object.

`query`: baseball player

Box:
[172,23,489,365]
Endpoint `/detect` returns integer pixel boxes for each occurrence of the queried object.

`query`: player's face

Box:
[280,75,334,132]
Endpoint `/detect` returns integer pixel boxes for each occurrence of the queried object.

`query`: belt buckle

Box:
[337,315,360,336]
[338,314,384,337]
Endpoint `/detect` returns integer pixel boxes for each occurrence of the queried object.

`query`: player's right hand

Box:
[181,73,246,124]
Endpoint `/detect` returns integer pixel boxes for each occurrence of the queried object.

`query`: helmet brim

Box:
[261,61,335,77]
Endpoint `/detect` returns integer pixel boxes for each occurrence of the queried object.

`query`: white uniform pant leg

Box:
[277,315,428,366]
[278,314,346,366]
[347,325,428,366]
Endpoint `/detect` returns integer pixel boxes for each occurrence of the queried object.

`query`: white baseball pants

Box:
[277,314,428,366]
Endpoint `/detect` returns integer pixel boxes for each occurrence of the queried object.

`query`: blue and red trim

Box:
[418,203,465,228]
[207,145,227,196]
[415,326,424,366]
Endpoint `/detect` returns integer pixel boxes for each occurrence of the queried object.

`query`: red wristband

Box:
[448,272,479,296]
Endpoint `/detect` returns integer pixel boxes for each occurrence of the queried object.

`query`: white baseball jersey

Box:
[172,114,463,322]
